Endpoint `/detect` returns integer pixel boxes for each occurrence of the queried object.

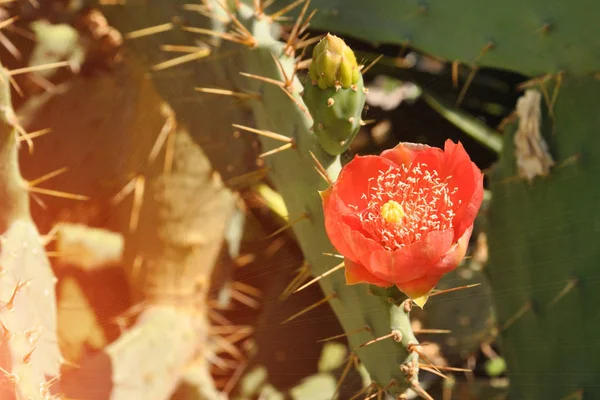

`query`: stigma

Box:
[381,200,405,225]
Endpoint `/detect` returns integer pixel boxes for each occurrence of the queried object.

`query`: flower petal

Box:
[358,229,455,284]
[380,142,432,167]
[322,185,361,261]
[344,257,391,287]
[333,155,398,210]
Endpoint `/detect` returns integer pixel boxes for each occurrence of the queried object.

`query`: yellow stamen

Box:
[381,200,405,224]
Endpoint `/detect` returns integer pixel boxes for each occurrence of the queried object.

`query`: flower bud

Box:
[308,34,360,90]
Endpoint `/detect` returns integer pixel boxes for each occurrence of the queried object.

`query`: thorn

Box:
[409,344,443,376]
[0,316,13,341]
[0,16,19,31]
[455,66,478,107]
[27,187,89,201]
[259,141,294,158]
[160,44,206,53]
[233,123,293,143]
[0,366,18,384]
[501,301,532,332]
[420,365,448,380]
[419,364,471,373]
[197,87,260,100]
[129,175,145,232]
[284,0,311,55]
[17,128,51,143]
[210,325,254,335]
[213,335,245,360]
[317,325,370,343]
[365,380,397,400]
[222,326,254,344]
[322,252,343,258]
[4,280,30,311]
[413,328,452,334]
[240,71,285,88]
[230,289,260,309]
[209,309,235,326]
[183,3,229,23]
[360,119,376,126]
[111,176,137,206]
[349,382,376,400]
[281,292,336,324]
[294,33,324,51]
[279,85,313,119]
[295,58,312,70]
[27,167,68,187]
[151,49,210,71]
[547,278,578,309]
[232,281,261,298]
[429,283,481,297]
[293,261,344,293]
[298,8,318,37]
[550,71,564,115]
[271,52,293,89]
[266,212,308,238]
[269,0,305,21]
[451,60,460,88]
[332,353,355,399]
[125,22,173,39]
[355,330,402,350]
[182,26,251,46]
[223,360,249,395]
[8,61,72,76]
[361,54,384,76]
[517,73,553,91]
[225,167,270,188]
[148,105,176,165]
[280,260,312,300]
[214,0,256,47]
[411,381,434,400]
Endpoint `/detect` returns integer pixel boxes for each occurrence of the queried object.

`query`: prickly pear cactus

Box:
[198,3,424,397]
[0,64,62,399]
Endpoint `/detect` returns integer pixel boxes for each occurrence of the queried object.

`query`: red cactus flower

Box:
[321,139,484,307]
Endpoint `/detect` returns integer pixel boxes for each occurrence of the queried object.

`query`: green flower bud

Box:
[308,34,360,90]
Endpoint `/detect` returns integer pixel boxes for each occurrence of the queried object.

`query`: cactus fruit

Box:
[308,33,359,90]
[0,64,62,399]
[303,34,366,155]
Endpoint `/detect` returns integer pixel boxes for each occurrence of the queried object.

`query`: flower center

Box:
[351,163,458,251]
[381,200,405,224]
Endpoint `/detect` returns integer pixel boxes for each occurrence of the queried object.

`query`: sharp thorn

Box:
[125,22,173,39]
[429,283,481,297]
[151,49,210,71]
[293,261,344,293]
[281,293,336,325]
[233,123,292,143]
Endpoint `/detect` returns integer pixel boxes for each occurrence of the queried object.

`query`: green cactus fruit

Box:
[303,34,366,156]
[308,34,360,90]
[302,73,366,156]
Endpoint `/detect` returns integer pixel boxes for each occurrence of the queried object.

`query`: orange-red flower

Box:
[321,140,484,306]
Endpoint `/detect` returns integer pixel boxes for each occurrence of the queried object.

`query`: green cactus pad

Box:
[281,0,600,76]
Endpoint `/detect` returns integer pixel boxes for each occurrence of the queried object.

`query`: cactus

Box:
[186,3,428,397]
[0,64,62,398]
[273,1,600,398]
